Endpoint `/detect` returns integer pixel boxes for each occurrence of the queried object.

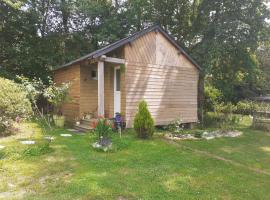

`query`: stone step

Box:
[80,118,97,126]
[74,124,94,132]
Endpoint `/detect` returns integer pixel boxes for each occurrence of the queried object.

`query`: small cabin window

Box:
[91,70,97,80]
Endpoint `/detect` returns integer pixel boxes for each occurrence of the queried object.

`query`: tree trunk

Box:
[198,72,205,123]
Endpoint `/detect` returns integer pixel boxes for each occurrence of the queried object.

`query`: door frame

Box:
[114,66,121,116]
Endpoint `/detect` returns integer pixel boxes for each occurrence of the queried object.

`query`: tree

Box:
[190,0,270,102]
[134,100,154,139]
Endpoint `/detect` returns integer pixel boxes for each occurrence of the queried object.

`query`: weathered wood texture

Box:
[124,32,199,127]
[53,64,80,122]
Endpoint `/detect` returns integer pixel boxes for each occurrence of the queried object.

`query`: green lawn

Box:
[0,120,270,200]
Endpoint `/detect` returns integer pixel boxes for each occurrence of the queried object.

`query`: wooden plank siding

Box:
[53,30,198,127]
[79,63,115,119]
[124,31,199,127]
[53,64,81,122]
[79,63,98,118]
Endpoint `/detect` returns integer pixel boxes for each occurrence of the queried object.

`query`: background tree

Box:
[0,0,269,108]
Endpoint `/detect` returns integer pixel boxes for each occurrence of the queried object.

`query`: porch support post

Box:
[98,60,104,117]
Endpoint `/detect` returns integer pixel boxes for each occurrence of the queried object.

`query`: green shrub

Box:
[234,100,270,115]
[203,112,241,129]
[43,81,71,115]
[204,84,222,112]
[234,101,259,115]
[133,101,154,139]
[166,118,183,133]
[0,77,33,135]
[216,102,236,114]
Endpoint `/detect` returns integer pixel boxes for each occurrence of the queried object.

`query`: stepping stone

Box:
[0,145,5,149]
[67,129,85,135]
[72,131,85,135]
[67,129,78,132]
[44,136,55,140]
[20,140,35,145]
[60,134,72,137]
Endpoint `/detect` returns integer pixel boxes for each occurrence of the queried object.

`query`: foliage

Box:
[234,101,259,115]
[233,101,270,115]
[203,112,241,129]
[43,81,71,115]
[204,82,222,112]
[167,118,183,133]
[1,0,269,105]
[0,77,32,135]
[17,75,54,129]
[22,141,52,157]
[16,75,45,104]
[134,100,154,138]
[215,103,236,115]
[93,118,113,141]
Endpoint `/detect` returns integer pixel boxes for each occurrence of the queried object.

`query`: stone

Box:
[67,129,77,132]
[165,133,197,140]
[92,142,101,148]
[60,134,72,137]
[202,130,242,139]
[20,140,35,145]
[44,136,55,140]
[92,140,113,152]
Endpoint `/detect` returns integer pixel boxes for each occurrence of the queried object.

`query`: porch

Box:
[75,55,126,131]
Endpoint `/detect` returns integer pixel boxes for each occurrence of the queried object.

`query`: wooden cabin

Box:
[52,25,201,130]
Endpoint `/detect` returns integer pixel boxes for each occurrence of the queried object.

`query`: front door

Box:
[114,66,121,116]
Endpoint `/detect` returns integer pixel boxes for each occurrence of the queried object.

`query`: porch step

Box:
[82,118,99,126]
[74,124,94,132]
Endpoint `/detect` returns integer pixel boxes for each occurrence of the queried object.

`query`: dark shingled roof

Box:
[53,25,201,71]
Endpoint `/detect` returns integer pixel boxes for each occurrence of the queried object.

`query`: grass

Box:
[0,119,269,199]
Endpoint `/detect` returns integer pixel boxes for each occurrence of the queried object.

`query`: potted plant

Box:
[44,82,71,128]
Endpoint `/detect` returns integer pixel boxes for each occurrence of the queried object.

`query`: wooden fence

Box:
[253,111,270,130]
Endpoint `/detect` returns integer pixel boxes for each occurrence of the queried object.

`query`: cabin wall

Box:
[53,64,80,122]
[124,32,199,127]
[80,63,98,118]
[80,63,114,118]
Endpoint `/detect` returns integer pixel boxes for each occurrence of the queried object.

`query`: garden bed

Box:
[165,130,242,141]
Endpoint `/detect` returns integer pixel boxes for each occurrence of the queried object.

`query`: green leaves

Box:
[0,77,33,134]
[43,82,71,114]
[134,100,154,139]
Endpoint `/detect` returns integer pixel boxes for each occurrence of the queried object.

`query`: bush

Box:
[133,100,154,139]
[203,112,241,129]
[216,102,236,115]
[166,118,183,133]
[234,100,270,115]
[0,78,32,135]
[204,84,222,112]
[43,81,71,115]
